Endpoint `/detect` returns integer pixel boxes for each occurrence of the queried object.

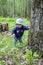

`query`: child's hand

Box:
[13,34,15,36]
[28,26,30,29]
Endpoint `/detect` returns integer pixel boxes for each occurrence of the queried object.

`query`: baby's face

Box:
[16,24,22,28]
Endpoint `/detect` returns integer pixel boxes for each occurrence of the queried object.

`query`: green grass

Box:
[0,17,30,65]
[0,17,30,51]
[0,17,30,50]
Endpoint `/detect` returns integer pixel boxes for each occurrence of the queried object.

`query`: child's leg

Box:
[18,38,23,46]
[13,37,17,48]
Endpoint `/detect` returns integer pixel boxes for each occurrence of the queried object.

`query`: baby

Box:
[11,18,30,48]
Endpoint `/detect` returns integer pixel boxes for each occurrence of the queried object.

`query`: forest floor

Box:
[0,18,43,65]
[0,17,30,65]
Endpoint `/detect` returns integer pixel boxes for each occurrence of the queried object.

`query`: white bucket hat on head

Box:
[16,18,23,25]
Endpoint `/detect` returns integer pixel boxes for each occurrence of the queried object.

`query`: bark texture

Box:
[28,0,43,53]
[27,0,43,65]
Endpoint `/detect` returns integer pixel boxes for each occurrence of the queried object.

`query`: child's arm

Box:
[12,34,15,37]
[27,26,30,29]
[23,26,30,30]
[11,27,16,35]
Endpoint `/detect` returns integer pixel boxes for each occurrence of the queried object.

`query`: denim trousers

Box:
[13,36,22,47]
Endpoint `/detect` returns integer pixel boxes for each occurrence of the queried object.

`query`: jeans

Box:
[13,36,22,47]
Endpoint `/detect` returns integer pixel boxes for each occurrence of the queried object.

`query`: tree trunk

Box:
[27,0,31,18]
[3,0,7,17]
[28,0,43,54]
[0,23,3,32]
[2,23,8,32]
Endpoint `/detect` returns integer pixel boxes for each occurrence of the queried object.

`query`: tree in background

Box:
[0,0,32,17]
[27,0,31,18]
[28,0,43,58]
[3,0,7,17]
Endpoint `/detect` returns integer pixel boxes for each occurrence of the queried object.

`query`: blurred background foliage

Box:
[0,0,32,18]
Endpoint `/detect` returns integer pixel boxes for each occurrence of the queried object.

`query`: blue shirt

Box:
[11,25,29,38]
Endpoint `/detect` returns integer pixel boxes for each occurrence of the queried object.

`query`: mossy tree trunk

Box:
[27,0,31,18]
[28,0,43,55]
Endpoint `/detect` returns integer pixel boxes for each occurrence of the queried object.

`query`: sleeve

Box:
[11,27,16,34]
[23,26,30,30]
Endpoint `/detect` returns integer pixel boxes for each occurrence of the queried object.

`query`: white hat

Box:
[16,18,23,25]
